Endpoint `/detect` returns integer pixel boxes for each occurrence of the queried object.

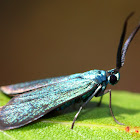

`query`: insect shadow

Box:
[45,101,140,120]
[28,101,140,129]
[1,92,140,130]
[21,101,140,130]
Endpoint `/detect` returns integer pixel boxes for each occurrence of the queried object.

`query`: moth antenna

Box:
[121,23,140,67]
[116,12,134,70]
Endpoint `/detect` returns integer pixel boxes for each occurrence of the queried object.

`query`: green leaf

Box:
[0,91,140,140]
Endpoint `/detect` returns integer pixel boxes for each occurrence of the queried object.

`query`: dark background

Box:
[0,1,140,92]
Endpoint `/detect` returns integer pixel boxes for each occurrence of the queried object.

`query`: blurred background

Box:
[0,0,140,93]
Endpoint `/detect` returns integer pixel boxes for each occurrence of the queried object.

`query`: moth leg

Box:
[107,89,124,125]
[97,96,103,107]
[71,85,102,129]
[97,89,109,107]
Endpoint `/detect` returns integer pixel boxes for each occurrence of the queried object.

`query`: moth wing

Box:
[0,73,81,95]
[0,77,97,130]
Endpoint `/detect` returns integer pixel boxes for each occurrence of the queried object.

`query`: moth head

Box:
[107,69,120,85]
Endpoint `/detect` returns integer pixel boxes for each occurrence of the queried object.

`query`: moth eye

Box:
[98,71,101,74]
[110,75,117,85]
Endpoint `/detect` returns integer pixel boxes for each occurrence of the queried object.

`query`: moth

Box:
[0,13,139,130]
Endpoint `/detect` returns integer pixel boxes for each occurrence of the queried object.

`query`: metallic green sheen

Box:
[0,70,107,130]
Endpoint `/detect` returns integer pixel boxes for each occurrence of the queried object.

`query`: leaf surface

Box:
[0,91,140,140]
